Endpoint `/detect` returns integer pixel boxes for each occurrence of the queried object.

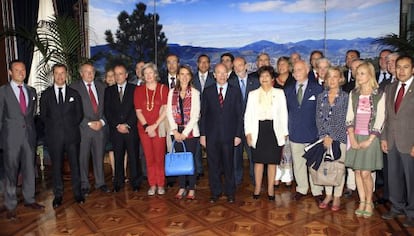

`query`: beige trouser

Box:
[324,143,346,197]
[291,141,324,196]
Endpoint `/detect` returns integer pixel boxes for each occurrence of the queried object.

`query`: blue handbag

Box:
[165,141,194,176]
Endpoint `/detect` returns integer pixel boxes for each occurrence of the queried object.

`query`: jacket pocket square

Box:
[69,97,74,102]
[308,95,316,100]
[32,96,36,100]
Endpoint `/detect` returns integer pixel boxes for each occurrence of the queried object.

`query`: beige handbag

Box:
[310,148,345,186]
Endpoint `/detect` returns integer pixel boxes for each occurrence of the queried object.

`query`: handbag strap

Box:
[171,140,187,153]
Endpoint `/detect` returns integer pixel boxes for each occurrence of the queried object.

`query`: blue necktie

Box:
[240,79,246,99]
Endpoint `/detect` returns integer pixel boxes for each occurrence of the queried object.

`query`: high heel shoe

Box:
[268,195,275,201]
[252,194,260,199]
[363,202,374,218]
[354,201,365,217]
[175,188,186,200]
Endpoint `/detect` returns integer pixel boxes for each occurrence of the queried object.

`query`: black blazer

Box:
[193,71,215,93]
[200,83,243,143]
[40,85,83,145]
[104,83,138,142]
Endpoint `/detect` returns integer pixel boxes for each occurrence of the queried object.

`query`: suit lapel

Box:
[399,81,414,111]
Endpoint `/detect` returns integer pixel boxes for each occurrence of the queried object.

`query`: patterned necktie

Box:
[119,86,123,102]
[240,79,246,99]
[297,84,304,105]
[18,85,26,114]
[87,83,98,113]
[170,77,175,89]
[58,87,64,104]
[219,87,224,108]
[395,83,406,113]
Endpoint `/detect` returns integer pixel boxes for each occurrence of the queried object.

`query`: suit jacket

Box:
[284,79,323,143]
[40,86,83,145]
[228,74,260,113]
[200,83,243,143]
[104,83,138,142]
[381,80,414,153]
[70,80,106,129]
[193,71,215,93]
[342,70,355,93]
[244,87,288,148]
[0,83,37,149]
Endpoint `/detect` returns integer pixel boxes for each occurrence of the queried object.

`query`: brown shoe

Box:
[6,210,18,221]
[292,192,306,201]
[24,202,45,210]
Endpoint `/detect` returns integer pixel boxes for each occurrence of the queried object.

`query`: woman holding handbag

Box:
[134,63,169,196]
[315,66,348,211]
[166,65,200,200]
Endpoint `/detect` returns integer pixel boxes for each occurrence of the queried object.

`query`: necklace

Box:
[146,84,157,111]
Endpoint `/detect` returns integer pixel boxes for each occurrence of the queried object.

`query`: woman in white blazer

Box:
[245,66,289,201]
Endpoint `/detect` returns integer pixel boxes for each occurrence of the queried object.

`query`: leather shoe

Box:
[209,196,219,203]
[227,196,235,203]
[52,197,62,209]
[132,186,140,192]
[24,202,45,210]
[6,210,17,221]
[382,211,404,220]
[343,188,353,198]
[403,217,414,228]
[313,195,324,204]
[374,197,388,205]
[99,185,111,193]
[291,192,306,201]
[76,197,85,204]
[81,188,90,197]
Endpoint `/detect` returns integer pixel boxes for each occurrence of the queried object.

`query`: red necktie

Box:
[395,83,406,113]
[219,87,224,108]
[18,85,27,114]
[87,83,98,113]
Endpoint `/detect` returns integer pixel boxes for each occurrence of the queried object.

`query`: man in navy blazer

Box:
[229,57,260,186]
[284,60,323,202]
[200,63,243,203]
[40,64,84,208]
[104,63,142,192]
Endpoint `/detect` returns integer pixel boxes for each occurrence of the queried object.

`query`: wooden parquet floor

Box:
[0,159,413,236]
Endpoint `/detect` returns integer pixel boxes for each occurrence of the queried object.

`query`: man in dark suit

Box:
[308,50,324,81]
[381,55,414,228]
[192,54,215,177]
[284,60,323,202]
[40,64,84,208]
[248,53,271,81]
[200,63,243,203]
[220,52,238,81]
[160,54,179,89]
[71,62,110,196]
[376,49,392,84]
[342,49,360,93]
[229,56,260,186]
[104,63,142,192]
[0,60,44,220]
[129,61,145,86]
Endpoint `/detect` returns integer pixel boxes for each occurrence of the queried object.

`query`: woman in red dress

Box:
[134,62,169,196]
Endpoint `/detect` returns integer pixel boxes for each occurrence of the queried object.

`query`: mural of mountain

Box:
[91,37,386,75]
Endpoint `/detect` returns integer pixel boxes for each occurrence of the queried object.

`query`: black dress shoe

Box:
[132,186,140,192]
[343,188,353,198]
[292,192,306,201]
[24,202,45,210]
[268,195,275,201]
[6,210,17,221]
[382,211,404,220]
[209,196,219,203]
[81,188,90,197]
[313,195,324,204]
[99,185,111,193]
[76,197,85,204]
[53,197,62,209]
[374,198,388,205]
[403,217,414,227]
[252,194,260,200]
[227,196,235,203]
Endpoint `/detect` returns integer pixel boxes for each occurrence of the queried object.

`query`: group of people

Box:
[0,49,413,228]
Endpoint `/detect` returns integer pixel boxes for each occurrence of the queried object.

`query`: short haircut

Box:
[197,54,210,63]
[142,62,160,81]
[220,52,235,62]
[166,54,180,63]
[396,54,414,66]
[8,59,25,70]
[346,49,360,58]
[257,65,276,78]
[52,63,68,73]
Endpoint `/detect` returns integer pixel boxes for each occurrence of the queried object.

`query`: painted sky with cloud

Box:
[89,0,399,48]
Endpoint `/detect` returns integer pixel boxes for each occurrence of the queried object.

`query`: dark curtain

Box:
[13,0,39,80]
[55,0,78,17]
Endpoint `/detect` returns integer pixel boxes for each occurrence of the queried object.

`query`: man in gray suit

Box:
[71,62,110,196]
[0,60,44,220]
[381,55,414,228]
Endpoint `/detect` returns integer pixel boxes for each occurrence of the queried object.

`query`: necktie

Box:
[119,86,123,102]
[87,83,98,113]
[18,85,26,114]
[383,72,387,81]
[170,77,175,89]
[297,84,304,105]
[219,87,224,108]
[348,70,352,82]
[240,79,246,99]
[58,87,64,104]
[395,83,406,113]
[200,75,206,91]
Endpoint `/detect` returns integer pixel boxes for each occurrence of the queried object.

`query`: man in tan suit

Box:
[381,55,414,228]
